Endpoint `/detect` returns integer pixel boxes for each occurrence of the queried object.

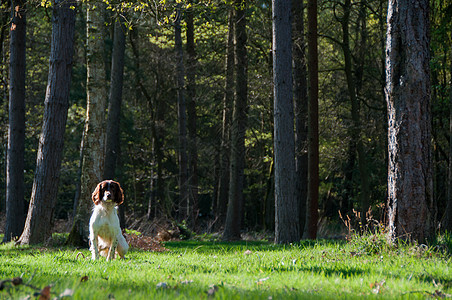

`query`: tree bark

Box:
[67,0,107,246]
[104,17,126,228]
[104,18,125,181]
[216,8,234,230]
[273,0,299,244]
[292,0,308,237]
[303,0,319,239]
[445,47,452,231]
[18,0,76,245]
[4,0,26,242]
[386,0,434,243]
[186,1,198,228]
[223,0,247,241]
[175,5,189,222]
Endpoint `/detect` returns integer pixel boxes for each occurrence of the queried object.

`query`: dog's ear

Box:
[114,181,124,206]
[92,182,102,205]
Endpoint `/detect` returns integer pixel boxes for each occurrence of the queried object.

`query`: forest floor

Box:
[1,232,451,299]
[1,213,451,299]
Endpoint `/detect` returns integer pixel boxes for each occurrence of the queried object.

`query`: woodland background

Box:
[0,0,451,241]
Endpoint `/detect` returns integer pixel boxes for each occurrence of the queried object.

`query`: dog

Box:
[89,180,129,261]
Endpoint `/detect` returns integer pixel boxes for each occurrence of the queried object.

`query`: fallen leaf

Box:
[59,289,74,298]
[433,290,451,298]
[181,280,194,284]
[156,282,168,289]
[371,279,385,294]
[207,285,219,297]
[11,277,23,286]
[38,285,51,300]
[256,277,270,285]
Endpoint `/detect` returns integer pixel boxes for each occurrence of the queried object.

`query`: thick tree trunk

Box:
[104,17,126,228]
[186,2,198,228]
[292,0,308,237]
[303,0,319,239]
[4,0,26,242]
[386,0,434,243]
[223,0,247,241]
[216,8,234,230]
[18,0,76,245]
[175,6,189,222]
[273,0,299,244]
[67,1,107,246]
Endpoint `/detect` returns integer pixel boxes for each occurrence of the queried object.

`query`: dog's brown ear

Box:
[92,182,102,205]
[114,181,124,206]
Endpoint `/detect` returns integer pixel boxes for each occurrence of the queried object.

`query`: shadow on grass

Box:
[162,239,345,253]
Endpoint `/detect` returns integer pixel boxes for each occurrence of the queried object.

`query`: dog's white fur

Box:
[89,180,129,261]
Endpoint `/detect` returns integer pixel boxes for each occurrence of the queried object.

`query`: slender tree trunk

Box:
[18,0,76,245]
[4,0,26,242]
[223,0,247,241]
[386,0,434,243]
[273,0,299,244]
[186,2,198,228]
[175,6,189,222]
[216,8,234,230]
[104,18,125,181]
[303,0,319,239]
[104,17,126,228]
[445,48,452,231]
[67,1,107,246]
[292,0,308,237]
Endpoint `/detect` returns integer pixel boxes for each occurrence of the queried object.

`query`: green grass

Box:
[0,238,451,299]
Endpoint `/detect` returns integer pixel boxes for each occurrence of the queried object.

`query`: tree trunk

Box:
[18,0,76,245]
[273,0,299,244]
[216,8,234,230]
[4,0,26,242]
[186,2,198,228]
[67,1,107,246]
[303,0,319,239]
[175,5,189,222]
[223,0,247,241]
[104,17,126,228]
[0,2,10,215]
[386,0,434,243]
[445,48,452,231]
[292,0,308,237]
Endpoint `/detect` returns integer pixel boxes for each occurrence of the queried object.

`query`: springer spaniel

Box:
[89,180,129,261]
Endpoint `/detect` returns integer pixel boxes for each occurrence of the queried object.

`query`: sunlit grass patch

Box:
[0,238,451,299]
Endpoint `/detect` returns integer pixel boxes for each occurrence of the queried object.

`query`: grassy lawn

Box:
[0,236,451,299]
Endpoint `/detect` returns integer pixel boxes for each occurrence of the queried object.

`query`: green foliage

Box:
[0,241,451,299]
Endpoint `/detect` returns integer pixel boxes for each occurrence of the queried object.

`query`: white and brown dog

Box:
[89,180,129,261]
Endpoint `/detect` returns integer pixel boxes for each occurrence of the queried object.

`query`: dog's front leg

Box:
[107,238,118,261]
[89,234,100,260]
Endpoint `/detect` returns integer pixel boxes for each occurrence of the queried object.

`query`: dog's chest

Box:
[91,207,121,237]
